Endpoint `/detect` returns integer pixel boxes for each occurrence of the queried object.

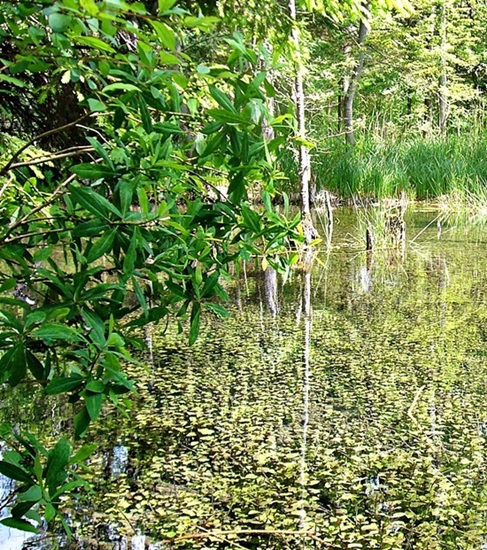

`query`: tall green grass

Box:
[313,134,487,200]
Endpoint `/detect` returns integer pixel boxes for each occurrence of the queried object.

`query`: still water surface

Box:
[2,207,487,549]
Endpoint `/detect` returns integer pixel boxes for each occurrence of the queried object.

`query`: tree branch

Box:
[7,146,94,170]
[0,113,92,176]
[2,173,77,239]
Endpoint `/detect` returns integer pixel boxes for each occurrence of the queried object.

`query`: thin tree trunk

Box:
[338,44,351,134]
[438,2,448,134]
[343,3,370,146]
[289,0,318,243]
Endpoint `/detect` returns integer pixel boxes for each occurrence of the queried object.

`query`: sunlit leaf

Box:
[44,376,84,395]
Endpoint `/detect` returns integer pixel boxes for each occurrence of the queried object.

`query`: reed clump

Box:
[314,134,487,201]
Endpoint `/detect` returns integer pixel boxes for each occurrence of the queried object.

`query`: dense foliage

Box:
[0,0,306,532]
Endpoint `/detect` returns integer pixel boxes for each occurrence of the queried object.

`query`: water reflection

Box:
[0,477,31,550]
[3,207,487,548]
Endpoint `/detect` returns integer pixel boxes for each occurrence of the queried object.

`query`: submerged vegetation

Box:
[4,212,487,548]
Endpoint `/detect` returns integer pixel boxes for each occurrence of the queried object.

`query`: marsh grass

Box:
[437,187,487,233]
[314,134,487,200]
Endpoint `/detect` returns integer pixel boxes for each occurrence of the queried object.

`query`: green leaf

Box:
[118,179,135,216]
[44,502,56,523]
[0,309,23,331]
[75,36,115,53]
[48,13,71,33]
[25,351,44,381]
[189,302,200,346]
[123,229,138,276]
[102,83,142,93]
[51,479,88,501]
[107,332,125,348]
[228,171,245,203]
[137,188,150,216]
[44,376,84,395]
[0,74,27,88]
[46,438,70,493]
[159,51,180,65]
[70,443,97,464]
[19,485,42,502]
[194,266,203,286]
[70,164,116,180]
[0,297,30,312]
[241,205,261,233]
[25,311,47,331]
[0,517,37,534]
[201,271,220,298]
[74,406,91,440]
[72,221,109,238]
[87,98,107,112]
[69,184,122,219]
[11,500,36,519]
[32,324,81,342]
[86,137,115,169]
[80,0,99,15]
[207,109,245,125]
[158,0,178,12]
[0,461,33,484]
[206,303,229,318]
[200,131,226,157]
[262,190,272,211]
[82,310,106,347]
[86,228,117,263]
[85,393,103,421]
[138,96,153,133]
[33,246,54,262]
[132,276,148,316]
[153,122,184,134]
[0,423,11,437]
[148,20,176,50]
[0,344,26,386]
[209,86,236,112]
[184,16,219,31]
[85,380,105,393]
[0,279,16,292]
[197,64,211,75]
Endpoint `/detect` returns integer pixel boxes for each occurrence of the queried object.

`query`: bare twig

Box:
[4,227,67,244]
[7,146,94,170]
[407,385,426,424]
[2,173,77,239]
[0,113,92,175]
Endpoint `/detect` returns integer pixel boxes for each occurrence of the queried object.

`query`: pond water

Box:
[2,206,487,549]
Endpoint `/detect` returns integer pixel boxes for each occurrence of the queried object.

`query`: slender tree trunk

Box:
[438,2,449,134]
[342,3,370,146]
[338,44,351,134]
[288,0,318,244]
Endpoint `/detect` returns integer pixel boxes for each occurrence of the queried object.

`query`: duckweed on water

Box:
[3,209,487,549]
